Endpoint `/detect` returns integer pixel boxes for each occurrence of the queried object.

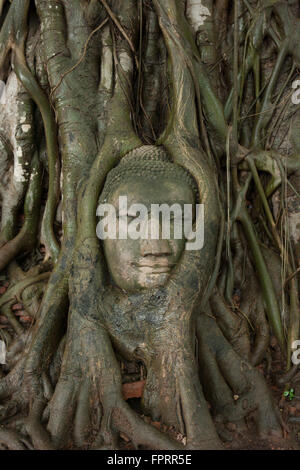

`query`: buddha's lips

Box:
[132,260,174,273]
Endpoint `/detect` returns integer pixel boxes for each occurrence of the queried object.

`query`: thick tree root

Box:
[0,425,32,450]
[197,314,283,439]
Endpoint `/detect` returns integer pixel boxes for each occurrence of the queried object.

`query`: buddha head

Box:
[98,145,198,292]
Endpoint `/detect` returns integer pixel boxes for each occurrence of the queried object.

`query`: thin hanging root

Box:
[14,52,60,263]
[238,208,284,350]
[231,170,285,351]
[99,0,139,70]
[0,152,42,272]
[252,40,289,147]
[0,0,60,262]
[0,84,34,246]
[246,154,299,365]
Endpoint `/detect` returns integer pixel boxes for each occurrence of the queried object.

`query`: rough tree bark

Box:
[0,0,299,450]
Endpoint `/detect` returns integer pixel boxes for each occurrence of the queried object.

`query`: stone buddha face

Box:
[98,146,197,293]
[102,177,195,292]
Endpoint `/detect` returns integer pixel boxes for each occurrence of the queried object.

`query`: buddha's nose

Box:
[141,238,172,257]
[141,218,172,256]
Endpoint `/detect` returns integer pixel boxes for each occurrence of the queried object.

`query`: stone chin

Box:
[131,270,171,291]
[107,263,173,293]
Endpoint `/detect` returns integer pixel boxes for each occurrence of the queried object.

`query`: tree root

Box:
[0,425,31,450]
[0,151,42,272]
[197,314,283,439]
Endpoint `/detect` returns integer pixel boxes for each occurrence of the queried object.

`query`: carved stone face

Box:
[103,176,195,292]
